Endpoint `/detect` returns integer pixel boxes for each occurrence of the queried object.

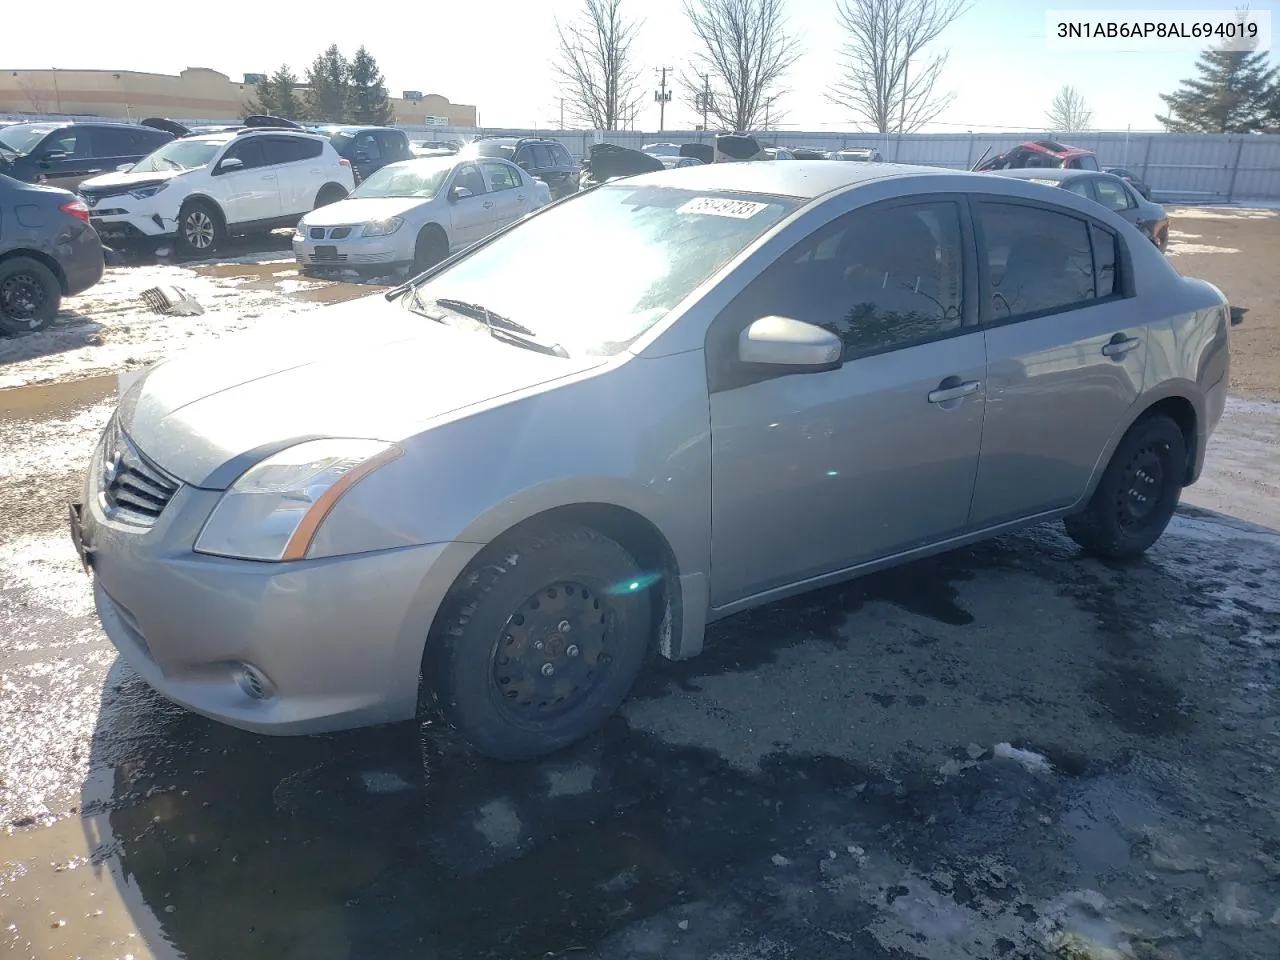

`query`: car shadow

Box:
[77,510,1279,959]
[0,307,104,358]
[1230,305,1247,326]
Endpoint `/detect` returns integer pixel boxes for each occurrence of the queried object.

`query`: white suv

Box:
[77,129,355,255]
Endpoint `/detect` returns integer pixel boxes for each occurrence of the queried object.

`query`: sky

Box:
[4,0,1277,132]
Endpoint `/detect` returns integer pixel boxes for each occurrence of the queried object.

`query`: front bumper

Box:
[292,230,411,268]
[75,428,470,735]
[86,205,177,243]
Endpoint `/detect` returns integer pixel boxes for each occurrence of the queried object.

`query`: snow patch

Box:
[993,742,1054,774]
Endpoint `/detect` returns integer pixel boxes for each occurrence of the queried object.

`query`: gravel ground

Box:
[1,220,1279,960]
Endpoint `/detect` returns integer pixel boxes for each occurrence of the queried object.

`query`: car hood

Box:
[302,196,432,227]
[79,167,182,191]
[117,295,607,488]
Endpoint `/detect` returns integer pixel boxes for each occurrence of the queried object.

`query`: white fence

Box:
[6,112,1278,204]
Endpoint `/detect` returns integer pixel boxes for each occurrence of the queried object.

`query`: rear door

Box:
[444,162,495,249]
[478,159,527,225]
[968,198,1146,527]
[260,136,324,217]
[212,138,281,225]
[375,130,412,164]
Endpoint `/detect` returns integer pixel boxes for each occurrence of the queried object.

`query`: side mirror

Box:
[353,151,371,162]
[116,161,135,172]
[218,156,244,172]
[737,316,843,370]
[41,149,68,163]
[449,186,474,203]
[516,160,531,170]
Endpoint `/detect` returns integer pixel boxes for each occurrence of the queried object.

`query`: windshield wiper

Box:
[484,324,569,358]
[430,298,538,336]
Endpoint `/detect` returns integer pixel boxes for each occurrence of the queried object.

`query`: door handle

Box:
[261,175,276,181]
[483,201,494,209]
[1101,335,1140,358]
[517,195,526,202]
[928,379,981,404]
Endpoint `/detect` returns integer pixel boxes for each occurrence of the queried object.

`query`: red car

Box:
[974,139,1099,172]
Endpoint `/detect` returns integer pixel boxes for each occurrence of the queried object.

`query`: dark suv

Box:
[469,137,580,199]
[0,121,175,190]
[313,126,413,184]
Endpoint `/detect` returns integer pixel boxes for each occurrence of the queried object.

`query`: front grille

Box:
[98,417,180,526]
[310,227,326,240]
[330,226,351,240]
[308,252,348,263]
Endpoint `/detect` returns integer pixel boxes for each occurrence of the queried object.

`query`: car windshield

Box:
[409,184,799,357]
[0,124,57,156]
[130,139,222,173]
[643,144,681,157]
[353,158,453,199]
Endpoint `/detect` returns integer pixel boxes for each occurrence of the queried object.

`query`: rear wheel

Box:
[0,257,61,335]
[424,525,653,760]
[176,201,224,256]
[1063,414,1187,560]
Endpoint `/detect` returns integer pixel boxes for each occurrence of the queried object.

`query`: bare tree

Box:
[827,0,969,133]
[680,0,801,133]
[554,0,644,131]
[1046,84,1094,133]
[17,79,53,114]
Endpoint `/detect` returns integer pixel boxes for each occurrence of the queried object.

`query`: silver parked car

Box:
[71,162,1230,760]
[293,155,550,273]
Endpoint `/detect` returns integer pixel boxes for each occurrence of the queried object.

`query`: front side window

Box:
[726,201,965,360]
[531,144,555,168]
[1094,178,1134,212]
[481,160,520,191]
[979,202,1098,320]
[453,162,488,195]
[221,139,268,171]
[408,185,799,357]
[377,131,410,159]
[1073,155,1099,171]
[1063,179,1093,200]
[354,134,381,161]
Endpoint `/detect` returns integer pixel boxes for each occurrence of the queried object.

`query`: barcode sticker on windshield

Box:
[677,197,769,219]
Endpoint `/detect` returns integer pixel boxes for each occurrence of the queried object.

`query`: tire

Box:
[425,525,653,760]
[0,256,61,335]
[175,201,224,256]
[1063,414,1187,560]
[314,184,348,209]
[412,226,449,273]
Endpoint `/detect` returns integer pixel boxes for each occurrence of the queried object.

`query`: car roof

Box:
[620,160,969,200]
[315,125,401,134]
[988,168,1113,183]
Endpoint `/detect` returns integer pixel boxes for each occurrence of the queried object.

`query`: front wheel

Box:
[0,256,61,335]
[176,201,224,257]
[425,525,653,760]
[1063,414,1187,560]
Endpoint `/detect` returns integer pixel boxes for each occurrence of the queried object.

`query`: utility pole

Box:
[559,97,564,131]
[699,73,710,138]
[655,66,673,134]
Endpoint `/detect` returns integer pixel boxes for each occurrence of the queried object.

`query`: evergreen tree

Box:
[247,65,302,120]
[304,45,351,123]
[1157,47,1277,133]
[348,46,395,125]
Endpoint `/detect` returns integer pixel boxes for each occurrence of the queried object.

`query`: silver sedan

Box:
[73,162,1229,760]
[293,155,551,273]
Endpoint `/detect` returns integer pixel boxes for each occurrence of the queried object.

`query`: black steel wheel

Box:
[412,226,449,273]
[1064,414,1187,560]
[0,256,61,335]
[426,525,654,760]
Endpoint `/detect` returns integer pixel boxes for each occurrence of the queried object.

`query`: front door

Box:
[34,128,100,190]
[445,162,495,250]
[968,199,1146,527]
[708,198,986,607]
[213,139,281,226]
[478,159,527,226]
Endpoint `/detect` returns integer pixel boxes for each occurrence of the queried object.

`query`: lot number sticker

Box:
[677,197,769,219]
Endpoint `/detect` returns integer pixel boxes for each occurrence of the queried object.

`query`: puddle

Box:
[0,374,119,420]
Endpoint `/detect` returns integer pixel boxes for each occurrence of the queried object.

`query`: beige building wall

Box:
[0,67,477,127]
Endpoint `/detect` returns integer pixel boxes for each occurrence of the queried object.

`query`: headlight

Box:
[293,221,306,240]
[194,439,401,561]
[362,217,404,237]
[128,183,168,200]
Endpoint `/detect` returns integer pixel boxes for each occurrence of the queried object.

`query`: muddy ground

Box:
[1,215,1279,960]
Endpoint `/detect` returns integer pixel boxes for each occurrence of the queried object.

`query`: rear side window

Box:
[376,131,409,159]
[261,137,323,164]
[978,202,1099,321]
[531,144,555,169]
[1094,178,1134,212]
[1091,224,1118,298]
[550,143,573,166]
[94,127,143,157]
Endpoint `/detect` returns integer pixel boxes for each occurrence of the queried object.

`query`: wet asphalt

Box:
[1,225,1280,958]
